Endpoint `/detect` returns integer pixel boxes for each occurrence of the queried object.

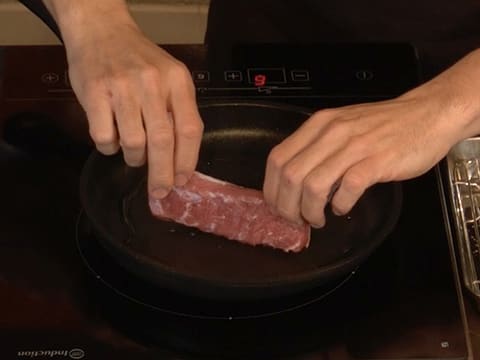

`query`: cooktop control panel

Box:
[1,43,420,104]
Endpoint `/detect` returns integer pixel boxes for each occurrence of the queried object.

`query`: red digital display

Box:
[248,68,286,86]
[254,74,267,87]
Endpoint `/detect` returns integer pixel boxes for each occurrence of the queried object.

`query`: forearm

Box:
[42,0,139,47]
[409,48,480,143]
[445,48,480,140]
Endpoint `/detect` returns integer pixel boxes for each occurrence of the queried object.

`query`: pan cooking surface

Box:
[80,102,402,299]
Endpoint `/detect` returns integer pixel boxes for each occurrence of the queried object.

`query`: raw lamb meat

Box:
[149,172,310,252]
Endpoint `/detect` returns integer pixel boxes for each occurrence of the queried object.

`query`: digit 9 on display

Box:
[248,68,286,86]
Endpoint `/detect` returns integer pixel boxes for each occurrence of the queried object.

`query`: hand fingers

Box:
[330,158,380,216]
[263,109,337,208]
[273,133,350,224]
[84,94,120,155]
[169,71,204,186]
[112,86,146,167]
[276,138,366,225]
[300,142,369,227]
[143,103,175,199]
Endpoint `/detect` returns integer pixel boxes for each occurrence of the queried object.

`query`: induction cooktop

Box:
[0,43,471,359]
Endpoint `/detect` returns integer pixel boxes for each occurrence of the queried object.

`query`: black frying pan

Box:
[80,101,402,301]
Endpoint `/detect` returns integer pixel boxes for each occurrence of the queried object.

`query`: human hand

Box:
[263,49,480,227]
[45,0,203,198]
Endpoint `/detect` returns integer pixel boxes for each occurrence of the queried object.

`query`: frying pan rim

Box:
[79,100,403,292]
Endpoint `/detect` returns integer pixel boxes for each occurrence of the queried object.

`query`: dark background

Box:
[206,0,480,80]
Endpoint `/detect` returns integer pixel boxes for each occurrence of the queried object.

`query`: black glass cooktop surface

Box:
[0,44,469,359]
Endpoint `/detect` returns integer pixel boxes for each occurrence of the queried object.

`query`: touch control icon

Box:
[41,72,60,85]
[192,71,210,82]
[291,70,310,81]
[224,71,243,82]
[355,70,374,81]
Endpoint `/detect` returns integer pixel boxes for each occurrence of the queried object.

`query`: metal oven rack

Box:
[447,137,480,306]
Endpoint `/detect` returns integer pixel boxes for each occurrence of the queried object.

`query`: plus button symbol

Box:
[41,72,60,85]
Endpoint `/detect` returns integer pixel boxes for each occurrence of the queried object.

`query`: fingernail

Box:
[175,173,188,187]
[296,217,306,226]
[152,187,170,199]
[311,221,325,229]
[332,206,344,216]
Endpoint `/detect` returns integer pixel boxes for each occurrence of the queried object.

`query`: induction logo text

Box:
[17,348,85,359]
